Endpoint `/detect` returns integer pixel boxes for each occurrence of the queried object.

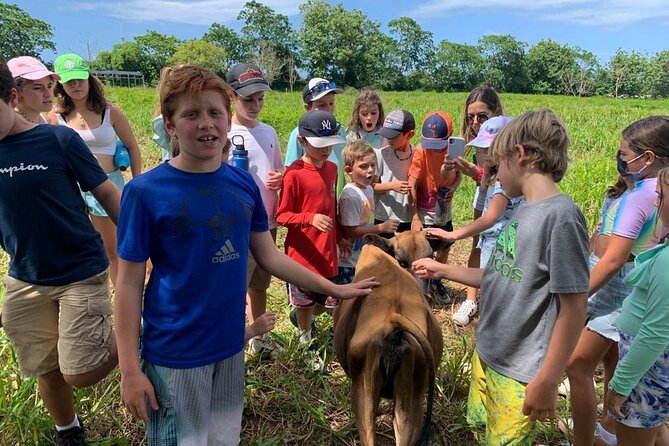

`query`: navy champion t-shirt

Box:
[0,125,108,285]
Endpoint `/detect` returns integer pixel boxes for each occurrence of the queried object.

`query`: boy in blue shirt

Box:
[114,65,377,445]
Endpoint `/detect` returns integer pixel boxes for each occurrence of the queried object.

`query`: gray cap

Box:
[226,63,271,97]
[377,109,416,139]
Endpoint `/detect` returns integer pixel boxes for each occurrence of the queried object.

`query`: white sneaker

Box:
[248,333,283,358]
[595,421,618,446]
[452,300,478,326]
[305,350,325,373]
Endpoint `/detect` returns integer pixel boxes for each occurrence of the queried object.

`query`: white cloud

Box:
[68,0,302,26]
[412,0,669,28]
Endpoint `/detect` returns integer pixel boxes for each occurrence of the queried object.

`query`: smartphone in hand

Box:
[447,137,465,160]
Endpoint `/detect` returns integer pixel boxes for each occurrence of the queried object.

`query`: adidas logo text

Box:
[212,240,240,263]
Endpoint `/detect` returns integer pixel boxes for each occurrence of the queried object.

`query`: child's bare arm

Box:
[408,176,422,231]
[115,259,159,421]
[411,258,484,288]
[451,193,509,241]
[245,312,276,343]
[522,292,587,421]
[343,220,400,239]
[372,180,410,194]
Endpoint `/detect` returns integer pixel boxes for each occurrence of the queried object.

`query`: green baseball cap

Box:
[54,53,90,83]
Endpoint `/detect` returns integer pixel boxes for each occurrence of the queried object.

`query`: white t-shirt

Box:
[338,183,375,268]
[228,122,284,229]
[374,145,413,222]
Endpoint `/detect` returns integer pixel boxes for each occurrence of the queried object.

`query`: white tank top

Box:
[58,106,116,155]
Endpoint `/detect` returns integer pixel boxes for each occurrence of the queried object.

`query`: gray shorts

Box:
[586,253,634,342]
[144,351,244,446]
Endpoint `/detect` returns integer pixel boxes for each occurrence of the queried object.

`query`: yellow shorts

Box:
[1,271,113,376]
[467,351,536,446]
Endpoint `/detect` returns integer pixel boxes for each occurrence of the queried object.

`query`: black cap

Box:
[226,63,271,97]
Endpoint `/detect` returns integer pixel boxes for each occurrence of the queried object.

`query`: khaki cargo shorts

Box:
[1,270,113,377]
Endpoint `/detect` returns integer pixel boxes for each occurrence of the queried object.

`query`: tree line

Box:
[2,1,668,97]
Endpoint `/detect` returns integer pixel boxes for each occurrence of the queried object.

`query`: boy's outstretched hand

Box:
[121,370,159,422]
[332,276,380,300]
[522,378,558,421]
[412,258,446,280]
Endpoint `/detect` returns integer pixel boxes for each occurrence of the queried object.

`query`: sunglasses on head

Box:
[308,80,337,96]
[466,112,490,124]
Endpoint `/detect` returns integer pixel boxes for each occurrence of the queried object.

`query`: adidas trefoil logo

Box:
[212,240,240,263]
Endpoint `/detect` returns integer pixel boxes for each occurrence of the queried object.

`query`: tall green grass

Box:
[1,89,668,444]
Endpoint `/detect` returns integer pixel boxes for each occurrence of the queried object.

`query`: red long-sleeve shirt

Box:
[276,159,339,277]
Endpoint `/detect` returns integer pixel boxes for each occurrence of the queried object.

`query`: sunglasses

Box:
[308,80,338,96]
[466,113,490,124]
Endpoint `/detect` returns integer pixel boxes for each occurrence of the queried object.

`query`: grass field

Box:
[1,88,668,445]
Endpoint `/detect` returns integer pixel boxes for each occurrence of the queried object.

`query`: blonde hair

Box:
[348,89,384,137]
[490,108,570,182]
[342,140,376,168]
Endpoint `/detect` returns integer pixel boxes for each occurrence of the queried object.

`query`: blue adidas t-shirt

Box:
[0,125,108,285]
[117,162,269,368]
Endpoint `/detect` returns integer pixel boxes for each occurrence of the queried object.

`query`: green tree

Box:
[602,49,649,98]
[203,23,246,68]
[135,31,181,84]
[432,40,484,92]
[92,41,143,73]
[0,3,56,58]
[647,50,669,98]
[478,34,529,93]
[237,1,298,85]
[299,0,388,87]
[386,17,434,90]
[169,40,228,76]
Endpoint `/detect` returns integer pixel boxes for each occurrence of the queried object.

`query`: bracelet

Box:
[474,166,484,183]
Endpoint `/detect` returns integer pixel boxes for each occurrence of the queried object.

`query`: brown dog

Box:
[334,232,444,446]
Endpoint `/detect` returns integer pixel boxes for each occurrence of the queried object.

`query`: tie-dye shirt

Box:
[599,178,668,256]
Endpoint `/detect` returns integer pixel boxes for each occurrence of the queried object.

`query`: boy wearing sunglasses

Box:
[284,77,348,197]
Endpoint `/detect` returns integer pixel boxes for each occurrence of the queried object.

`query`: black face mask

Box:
[616,153,648,183]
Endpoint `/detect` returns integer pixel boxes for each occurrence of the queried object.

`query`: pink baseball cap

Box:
[7,56,60,81]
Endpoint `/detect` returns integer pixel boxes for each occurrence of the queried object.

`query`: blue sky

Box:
[16,0,669,64]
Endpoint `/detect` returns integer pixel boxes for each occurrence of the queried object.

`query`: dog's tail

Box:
[384,314,437,446]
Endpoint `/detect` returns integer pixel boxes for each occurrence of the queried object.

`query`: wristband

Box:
[474,166,484,183]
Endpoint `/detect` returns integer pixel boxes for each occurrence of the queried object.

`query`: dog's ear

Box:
[430,239,454,263]
[363,234,394,257]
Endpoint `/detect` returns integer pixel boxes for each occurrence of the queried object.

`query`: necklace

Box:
[76,113,86,129]
[393,147,413,161]
[16,108,39,124]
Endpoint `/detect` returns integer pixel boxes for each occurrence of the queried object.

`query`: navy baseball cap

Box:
[298,110,346,148]
[421,111,453,150]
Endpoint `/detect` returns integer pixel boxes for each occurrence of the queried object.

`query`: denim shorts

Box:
[477,235,496,268]
[610,332,669,428]
[586,253,634,341]
[81,169,125,217]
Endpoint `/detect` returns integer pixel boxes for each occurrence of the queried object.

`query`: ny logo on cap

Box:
[321,120,332,131]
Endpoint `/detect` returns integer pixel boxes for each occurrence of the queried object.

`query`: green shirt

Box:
[610,242,669,396]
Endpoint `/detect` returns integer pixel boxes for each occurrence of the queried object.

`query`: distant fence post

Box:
[91,70,145,87]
